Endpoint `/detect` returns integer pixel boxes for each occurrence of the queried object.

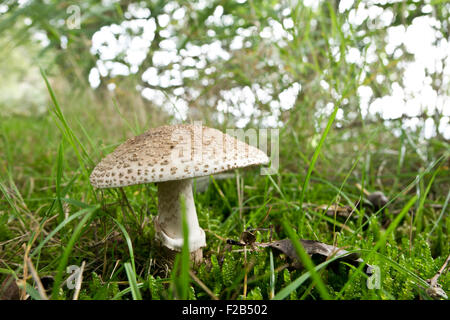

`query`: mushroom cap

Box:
[90,124,269,188]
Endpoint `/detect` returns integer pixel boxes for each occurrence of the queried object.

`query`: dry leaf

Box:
[0,275,20,300]
[258,239,371,273]
[367,191,389,211]
[426,281,448,300]
[316,204,356,219]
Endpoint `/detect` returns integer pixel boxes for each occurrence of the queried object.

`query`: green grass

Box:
[0,74,448,301]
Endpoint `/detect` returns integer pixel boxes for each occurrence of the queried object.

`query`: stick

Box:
[426,254,450,299]
[26,258,49,300]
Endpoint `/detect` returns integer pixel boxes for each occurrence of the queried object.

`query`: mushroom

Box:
[367,191,389,211]
[90,124,269,263]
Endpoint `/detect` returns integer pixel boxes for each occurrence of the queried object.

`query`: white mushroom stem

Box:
[154,178,206,252]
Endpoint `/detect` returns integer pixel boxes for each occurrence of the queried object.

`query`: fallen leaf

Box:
[367,191,389,211]
[258,239,371,273]
[316,204,356,219]
[426,281,448,300]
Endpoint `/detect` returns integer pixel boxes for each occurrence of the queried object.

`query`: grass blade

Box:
[269,249,275,299]
[124,262,142,300]
[273,250,360,300]
[298,106,339,234]
[337,195,418,298]
[281,218,331,300]
[30,205,99,259]
[428,189,450,237]
[172,195,190,299]
[51,206,98,299]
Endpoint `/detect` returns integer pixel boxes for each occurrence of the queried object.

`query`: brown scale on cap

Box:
[90,124,269,189]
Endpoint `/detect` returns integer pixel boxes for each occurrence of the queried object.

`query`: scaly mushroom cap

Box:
[90,124,269,188]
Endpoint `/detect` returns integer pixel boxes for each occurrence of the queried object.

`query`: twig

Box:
[20,225,41,300]
[426,254,450,300]
[230,259,257,300]
[376,160,387,189]
[189,270,219,300]
[110,260,121,280]
[355,183,370,196]
[233,202,315,211]
[247,263,289,284]
[0,233,29,246]
[204,229,227,242]
[26,258,49,300]
[20,244,29,300]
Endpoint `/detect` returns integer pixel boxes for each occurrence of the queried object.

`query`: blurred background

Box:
[1,0,449,135]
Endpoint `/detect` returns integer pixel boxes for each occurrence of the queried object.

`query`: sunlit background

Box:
[1,0,449,139]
